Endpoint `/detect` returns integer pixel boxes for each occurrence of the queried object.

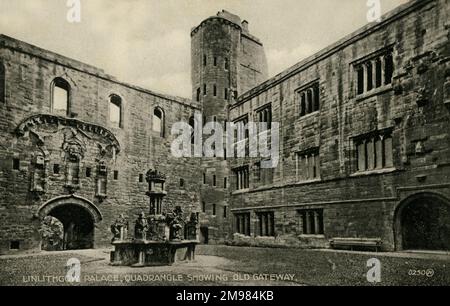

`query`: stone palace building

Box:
[1,0,449,254]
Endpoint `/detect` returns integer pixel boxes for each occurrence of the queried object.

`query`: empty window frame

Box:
[355,49,394,95]
[298,82,320,116]
[299,209,324,235]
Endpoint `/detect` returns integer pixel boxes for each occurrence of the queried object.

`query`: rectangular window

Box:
[224,88,228,100]
[139,174,144,183]
[85,167,91,178]
[296,148,320,181]
[213,84,217,97]
[203,54,207,66]
[53,164,60,175]
[180,178,185,187]
[96,178,107,196]
[202,202,206,213]
[224,177,227,189]
[113,170,119,180]
[10,241,20,250]
[299,209,324,235]
[214,56,217,66]
[234,166,249,190]
[257,211,275,237]
[213,175,216,187]
[203,84,207,96]
[12,158,20,170]
[223,206,227,218]
[355,49,394,95]
[235,213,250,235]
[298,82,320,117]
[68,161,80,186]
[224,58,229,70]
[212,204,216,216]
[203,173,206,184]
[355,131,394,172]
[257,105,272,131]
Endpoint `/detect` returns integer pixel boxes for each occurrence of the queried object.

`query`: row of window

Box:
[203,55,229,70]
[232,130,394,190]
[202,202,228,218]
[235,209,324,237]
[202,173,228,188]
[49,78,167,136]
[196,84,231,102]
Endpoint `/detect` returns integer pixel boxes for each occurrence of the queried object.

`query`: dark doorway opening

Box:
[200,226,209,244]
[400,195,450,251]
[47,204,95,250]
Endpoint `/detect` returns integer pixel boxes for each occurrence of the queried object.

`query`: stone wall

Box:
[0,35,202,254]
[227,0,450,251]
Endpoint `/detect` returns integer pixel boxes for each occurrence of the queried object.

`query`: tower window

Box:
[52,78,70,115]
[225,58,229,70]
[202,201,206,213]
[213,84,217,97]
[113,170,119,180]
[224,177,227,189]
[139,174,144,183]
[109,94,122,128]
[53,164,60,175]
[85,167,92,178]
[203,172,206,184]
[213,175,216,187]
[212,204,216,216]
[153,107,165,137]
[180,178,185,187]
[203,54,207,66]
[214,56,217,66]
[203,84,207,96]
[224,88,228,100]
[223,206,227,218]
[196,88,201,102]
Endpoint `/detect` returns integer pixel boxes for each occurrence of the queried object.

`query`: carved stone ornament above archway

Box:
[14,113,121,155]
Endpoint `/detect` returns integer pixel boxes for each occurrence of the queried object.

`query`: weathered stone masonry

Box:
[228,0,450,251]
[0,35,202,254]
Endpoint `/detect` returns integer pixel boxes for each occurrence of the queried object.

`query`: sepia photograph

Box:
[0,0,449,294]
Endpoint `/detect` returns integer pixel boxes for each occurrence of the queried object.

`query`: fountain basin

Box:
[110,240,198,266]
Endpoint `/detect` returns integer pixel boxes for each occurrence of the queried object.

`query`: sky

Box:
[0,0,408,98]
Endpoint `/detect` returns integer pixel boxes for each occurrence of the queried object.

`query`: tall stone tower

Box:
[191,10,268,243]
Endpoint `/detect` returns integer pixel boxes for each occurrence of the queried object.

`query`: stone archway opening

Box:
[38,195,102,251]
[47,204,95,250]
[395,193,450,251]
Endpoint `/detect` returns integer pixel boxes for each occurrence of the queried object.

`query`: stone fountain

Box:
[110,169,199,266]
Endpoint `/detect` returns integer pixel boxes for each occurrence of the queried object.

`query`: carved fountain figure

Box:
[110,169,199,266]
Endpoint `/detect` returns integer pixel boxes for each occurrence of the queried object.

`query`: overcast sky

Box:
[0,0,408,98]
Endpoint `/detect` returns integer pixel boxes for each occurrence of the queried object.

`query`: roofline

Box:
[232,0,435,109]
[0,34,199,110]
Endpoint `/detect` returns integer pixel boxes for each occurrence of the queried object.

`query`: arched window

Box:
[153,107,165,137]
[0,62,5,103]
[109,94,122,128]
[52,78,70,115]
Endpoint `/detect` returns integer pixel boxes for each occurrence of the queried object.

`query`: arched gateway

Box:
[37,195,102,250]
[394,192,450,251]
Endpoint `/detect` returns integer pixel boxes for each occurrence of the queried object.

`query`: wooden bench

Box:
[330,238,382,252]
